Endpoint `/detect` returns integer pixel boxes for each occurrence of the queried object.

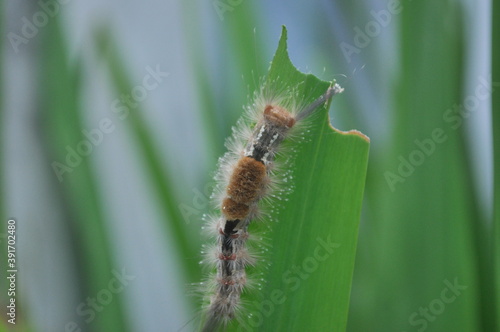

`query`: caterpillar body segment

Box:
[201,84,343,332]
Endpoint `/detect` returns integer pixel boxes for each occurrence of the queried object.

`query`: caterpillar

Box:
[199,81,343,332]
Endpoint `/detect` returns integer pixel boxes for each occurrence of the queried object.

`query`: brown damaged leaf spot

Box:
[327,114,370,143]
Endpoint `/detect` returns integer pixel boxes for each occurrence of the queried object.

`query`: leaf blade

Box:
[224,26,369,332]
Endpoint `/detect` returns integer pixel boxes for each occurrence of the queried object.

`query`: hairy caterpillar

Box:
[199,81,344,332]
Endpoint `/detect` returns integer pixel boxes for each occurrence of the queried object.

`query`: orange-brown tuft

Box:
[221,197,250,220]
[227,157,267,204]
[264,105,296,128]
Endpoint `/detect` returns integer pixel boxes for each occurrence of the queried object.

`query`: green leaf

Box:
[213,26,369,332]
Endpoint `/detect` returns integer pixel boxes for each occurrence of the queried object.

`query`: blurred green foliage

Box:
[492,0,500,329]
[3,0,498,331]
[40,15,128,332]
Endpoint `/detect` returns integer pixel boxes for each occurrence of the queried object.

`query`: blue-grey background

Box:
[2,0,493,331]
